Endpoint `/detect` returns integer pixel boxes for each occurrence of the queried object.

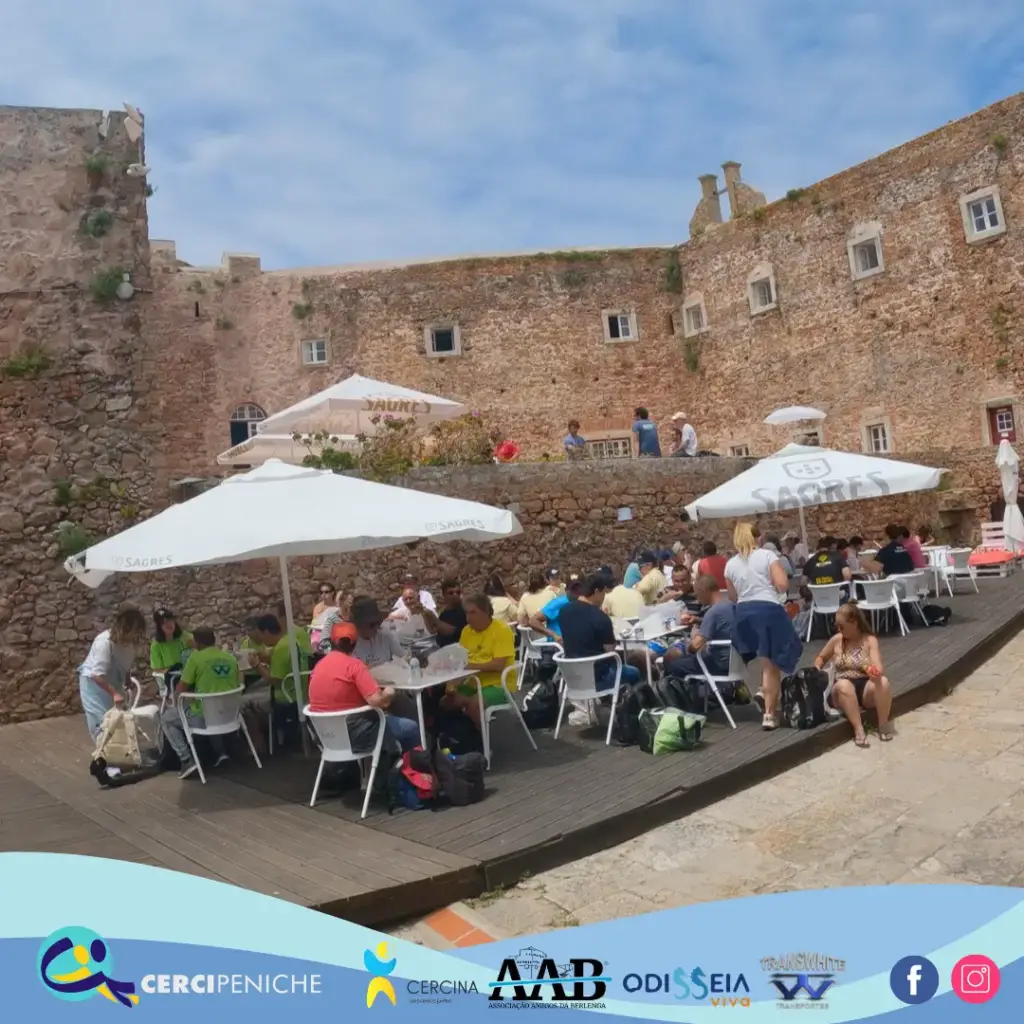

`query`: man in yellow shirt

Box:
[445,594,516,732]
[602,569,646,619]
[160,626,239,778]
[634,550,667,606]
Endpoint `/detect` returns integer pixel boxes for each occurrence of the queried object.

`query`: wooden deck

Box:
[2,573,1023,926]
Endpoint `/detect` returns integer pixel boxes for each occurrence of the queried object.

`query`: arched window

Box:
[229,403,266,446]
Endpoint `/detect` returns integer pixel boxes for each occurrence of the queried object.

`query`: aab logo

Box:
[488,945,609,1007]
[38,927,139,1008]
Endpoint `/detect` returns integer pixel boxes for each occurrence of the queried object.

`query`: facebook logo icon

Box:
[890,956,939,1004]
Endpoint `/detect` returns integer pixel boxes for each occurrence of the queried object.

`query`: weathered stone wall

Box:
[147,91,1024,471]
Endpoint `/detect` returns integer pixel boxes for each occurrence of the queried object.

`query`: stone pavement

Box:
[394,631,1024,946]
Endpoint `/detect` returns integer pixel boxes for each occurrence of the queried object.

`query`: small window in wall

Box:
[229,403,266,446]
[960,186,1006,244]
[681,293,709,338]
[866,423,890,453]
[424,324,461,357]
[989,404,1016,443]
[747,264,778,315]
[730,444,750,457]
[795,428,823,446]
[602,310,637,343]
[301,339,328,365]
[586,437,632,459]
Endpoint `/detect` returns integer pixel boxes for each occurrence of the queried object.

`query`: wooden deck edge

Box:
[479,609,1024,893]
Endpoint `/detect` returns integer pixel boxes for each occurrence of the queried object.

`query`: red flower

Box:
[495,440,520,462]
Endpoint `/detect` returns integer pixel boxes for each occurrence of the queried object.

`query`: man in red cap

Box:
[307,621,419,752]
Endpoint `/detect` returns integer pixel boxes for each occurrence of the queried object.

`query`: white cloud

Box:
[0,0,1020,268]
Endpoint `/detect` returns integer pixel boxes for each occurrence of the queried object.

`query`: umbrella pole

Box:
[278,556,313,757]
[798,505,808,549]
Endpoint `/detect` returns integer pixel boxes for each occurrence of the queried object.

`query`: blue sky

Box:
[3,0,1022,269]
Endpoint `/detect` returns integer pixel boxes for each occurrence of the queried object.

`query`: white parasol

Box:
[996,438,1024,552]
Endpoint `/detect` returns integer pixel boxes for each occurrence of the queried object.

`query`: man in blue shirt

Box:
[529,574,583,639]
[632,407,662,457]
[563,420,586,459]
[665,575,735,679]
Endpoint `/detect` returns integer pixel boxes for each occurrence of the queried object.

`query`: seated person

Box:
[560,575,642,688]
[693,541,728,589]
[792,585,813,639]
[530,574,583,639]
[350,597,406,667]
[899,526,927,569]
[764,534,794,576]
[783,534,808,569]
[388,573,436,619]
[318,590,354,655]
[517,571,558,627]
[812,602,894,747]
[308,621,419,752]
[419,578,467,647]
[860,524,915,577]
[254,614,310,706]
[160,626,238,779]
[664,576,735,678]
[602,572,645,620]
[274,600,314,664]
[804,537,853,586]
[444,594,516,731]
[634,551,667,606]
[660,564,697,607]
[150,608,193,674]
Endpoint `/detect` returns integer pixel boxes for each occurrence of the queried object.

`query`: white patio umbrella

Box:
[256,374,465,437]
[764,406,827,425]
[216,432,358,467]
[995,439,1024,552]
[685,443,946,543]
[65,459,522,714]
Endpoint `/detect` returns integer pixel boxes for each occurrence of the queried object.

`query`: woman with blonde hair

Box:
[725,522,802,730]
[78,606,148,739]
[813,602,894,747]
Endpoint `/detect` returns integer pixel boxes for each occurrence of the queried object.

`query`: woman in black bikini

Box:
[813,602,894,747]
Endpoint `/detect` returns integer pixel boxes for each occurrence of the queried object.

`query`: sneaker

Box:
[213,753,230,768]
[753,690,766,714]
[178,762,198,780]
[761,713,778,731]
[567,710,591,727]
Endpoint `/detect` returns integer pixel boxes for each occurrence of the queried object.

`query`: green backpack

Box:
[638,707,706,754]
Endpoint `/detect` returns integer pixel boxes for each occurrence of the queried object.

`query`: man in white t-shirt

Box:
[670,412,698,457]
[389,573,436,619]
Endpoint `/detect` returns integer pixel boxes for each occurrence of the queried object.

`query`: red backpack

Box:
[386,748,438,811]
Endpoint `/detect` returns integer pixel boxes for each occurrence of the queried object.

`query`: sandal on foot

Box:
[878,722,895,741]
[854,731,870,748]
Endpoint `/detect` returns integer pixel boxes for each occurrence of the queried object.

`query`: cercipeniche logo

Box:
[38,927,139,1007]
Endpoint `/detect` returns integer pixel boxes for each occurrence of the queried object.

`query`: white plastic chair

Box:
[478,663,538,769]
[891,572,930,627]
[923,546,953,597]
[516,626,562,690]
[806,583,846,641]
[552,652,623,746]
[268,670,312,754]
[943,548,979,594]
[125,675,142,711]
[303,704,387,818]
[681,640,739,729]
[177,686,262,784]
[858,579,908,636]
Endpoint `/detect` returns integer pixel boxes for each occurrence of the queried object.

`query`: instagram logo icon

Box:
[951,955,1000,1004]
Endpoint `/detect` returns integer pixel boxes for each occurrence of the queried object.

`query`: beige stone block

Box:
[895,777,1020,835]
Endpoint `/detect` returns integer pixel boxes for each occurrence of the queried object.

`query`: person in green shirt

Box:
[255,613,310,706]
[159,626,239,779]
[150,608,193,672]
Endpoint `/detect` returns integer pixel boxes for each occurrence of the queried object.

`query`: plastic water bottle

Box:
[409,656,422,684]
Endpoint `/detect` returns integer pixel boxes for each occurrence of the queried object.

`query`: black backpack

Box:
[433,708,484,756]
[611,680,662,745]
[781,667,829,729]
[654,674,705,715]
[433,748,486,806]
[922,604,952,626]
[521,678,560,729]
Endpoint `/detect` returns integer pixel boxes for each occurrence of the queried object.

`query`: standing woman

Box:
[725,523,802,730]
[150,608,193,673]
[79,607,148,739]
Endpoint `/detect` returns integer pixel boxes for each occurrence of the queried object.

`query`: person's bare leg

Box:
[833,679,867,746]
[761,661,782,727]
[863,677,894,739]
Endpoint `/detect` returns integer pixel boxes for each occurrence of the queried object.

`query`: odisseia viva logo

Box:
[364,942,397,1007]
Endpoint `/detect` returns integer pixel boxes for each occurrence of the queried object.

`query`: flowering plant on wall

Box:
[425,413,501,466]
[495,440,520,463]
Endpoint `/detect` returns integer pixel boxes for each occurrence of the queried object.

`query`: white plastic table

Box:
[616,622,691,685]
[372,661,480,748]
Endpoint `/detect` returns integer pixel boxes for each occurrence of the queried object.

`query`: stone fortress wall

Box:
[2,91,1024,721]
